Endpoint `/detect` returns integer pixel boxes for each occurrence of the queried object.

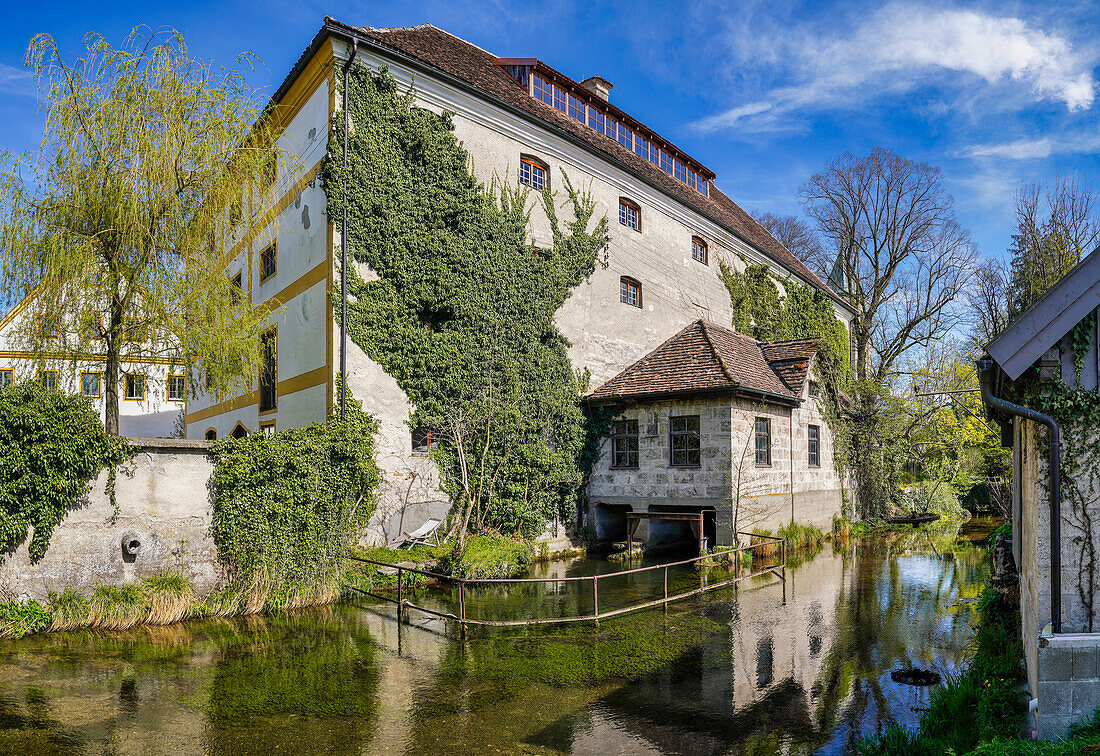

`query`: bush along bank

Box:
[0,401,382,639]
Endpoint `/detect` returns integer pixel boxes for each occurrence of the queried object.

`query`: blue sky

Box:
[2,0,1098,264]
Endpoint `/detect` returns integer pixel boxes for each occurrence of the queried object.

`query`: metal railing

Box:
[346,532,786,628]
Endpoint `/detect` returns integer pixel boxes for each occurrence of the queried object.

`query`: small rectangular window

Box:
[260,422,276,437]
[612,419,639,468]
[230,271,243,302]
[659,150,673,175]
[80,371,102,398]
[617,122,633,150]
[755,417,771,466]
[167,374,186,402]
[259,328,277,412]
[125,373,146,401]
[808,425,821,467]
[39,316,59,340]
[620,277,641,308]
[260,243,277,284]
[670,415,701,467]
[411,425,440,453]
[619,200,640,231]
[519,158,547,191]
[0,369,14,388]
[692,237,708,265]
[228,195,242,228]
[674,159,687,183]
[39,370,59,391]
[262,153,277,190]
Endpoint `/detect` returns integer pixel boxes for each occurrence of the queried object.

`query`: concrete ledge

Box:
[126,437,212,451]
[1035,631,1100,738]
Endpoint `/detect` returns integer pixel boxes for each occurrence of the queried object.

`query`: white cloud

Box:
[961,133,1100,161]
[691,4,1096,133]
[0,63,34,97]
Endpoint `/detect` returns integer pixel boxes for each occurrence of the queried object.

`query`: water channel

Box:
[0,519,1000,755]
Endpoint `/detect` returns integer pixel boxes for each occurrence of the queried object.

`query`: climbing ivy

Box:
[1071,309,1096,385]
[719,259,853,391]
[209,400,381,609]
[0,382,132,561]
[323,66,609,538]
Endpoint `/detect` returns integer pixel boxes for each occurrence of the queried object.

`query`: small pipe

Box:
[977,358,1062,633]
[339,38,358,421]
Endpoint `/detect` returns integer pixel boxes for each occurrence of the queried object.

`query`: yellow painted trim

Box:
[265,41,335,133]
[266,260,329,311]
[225,159,323,262]
[0,285,43,332]
[185,364,329,424]
[0,351,180,366]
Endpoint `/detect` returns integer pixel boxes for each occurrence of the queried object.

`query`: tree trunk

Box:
[104,295,123,436]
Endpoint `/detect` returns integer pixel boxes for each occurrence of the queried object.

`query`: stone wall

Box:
[588,392,843,547]
[0,440,220,601]
[1034,631,1100,738]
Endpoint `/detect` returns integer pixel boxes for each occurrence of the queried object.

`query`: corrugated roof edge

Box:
[268,17,856,317]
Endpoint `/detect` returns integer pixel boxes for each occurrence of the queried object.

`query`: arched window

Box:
[619,198,640,231]
[231,422,249,439]
[205,428,217,441]
[519,156,549,191]
[691,236,708,265]
[620,276,642,308]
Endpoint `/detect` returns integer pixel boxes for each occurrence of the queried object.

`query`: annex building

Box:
[184,17,856,544]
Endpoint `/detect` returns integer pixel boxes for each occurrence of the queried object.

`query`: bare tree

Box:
[967,258,1010,349]
[801,147,975,385]
[752,211,831,277]
[1008,174,1100,316]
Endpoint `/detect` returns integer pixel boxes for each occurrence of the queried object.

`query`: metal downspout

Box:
[977,358,1062,633]
[340,39,358,421]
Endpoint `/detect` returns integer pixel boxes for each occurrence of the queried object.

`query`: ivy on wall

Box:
[210,399,381,609]
[322,67,609,538]
[718,259,853,390]
[0,382,132,561]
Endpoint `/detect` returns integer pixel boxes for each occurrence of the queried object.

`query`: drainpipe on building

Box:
[340,38,359,421]
[977,358,1062,633]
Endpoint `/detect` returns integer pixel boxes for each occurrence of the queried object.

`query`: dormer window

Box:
[519,156,548,191]
[619,199,640,231]
[692,236,708,265]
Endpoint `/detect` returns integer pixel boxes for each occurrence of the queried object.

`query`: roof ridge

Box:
[698,320,739,387]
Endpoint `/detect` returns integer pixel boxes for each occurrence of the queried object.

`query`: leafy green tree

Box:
[0,28,286,434]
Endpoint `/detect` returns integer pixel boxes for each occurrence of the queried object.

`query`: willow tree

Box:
[0,28,285,434]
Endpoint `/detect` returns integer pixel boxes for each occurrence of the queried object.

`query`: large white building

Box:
[0,293,184,438]
[184,18,856,542]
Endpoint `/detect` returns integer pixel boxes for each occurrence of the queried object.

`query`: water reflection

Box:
[0,519,997,755]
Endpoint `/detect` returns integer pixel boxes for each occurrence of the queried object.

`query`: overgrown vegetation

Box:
[0,382,131,561]
[323,66,609,542]
[209,402,381,612]
[719,259,853,392]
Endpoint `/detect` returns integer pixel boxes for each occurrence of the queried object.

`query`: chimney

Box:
[580,76,613,102]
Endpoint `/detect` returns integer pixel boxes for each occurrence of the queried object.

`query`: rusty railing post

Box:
[592,576,599,621]
[396,567,403,624]
[663,565,668,603]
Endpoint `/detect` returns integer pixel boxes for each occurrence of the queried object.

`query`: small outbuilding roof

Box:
[587,320,815,405]
[987,248,1100,380]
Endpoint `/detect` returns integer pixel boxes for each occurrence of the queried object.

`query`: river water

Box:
[0,519,1000,755]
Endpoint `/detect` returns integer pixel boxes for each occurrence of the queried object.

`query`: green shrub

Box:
[47,589,89,630]
[439,534,535,580]
[0,382,132,560]
[210,402,381,611]
[898,481,968,518]
[776,522,826,552]
[0,600,50,639]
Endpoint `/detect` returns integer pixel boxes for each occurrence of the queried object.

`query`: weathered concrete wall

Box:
[1034,631,1100,738]
[0,440,220,601]
[588,392,843,546]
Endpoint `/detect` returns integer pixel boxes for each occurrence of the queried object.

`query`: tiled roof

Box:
[760,339,818,393]
[588,320,816,404]
[330,20,846,309]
